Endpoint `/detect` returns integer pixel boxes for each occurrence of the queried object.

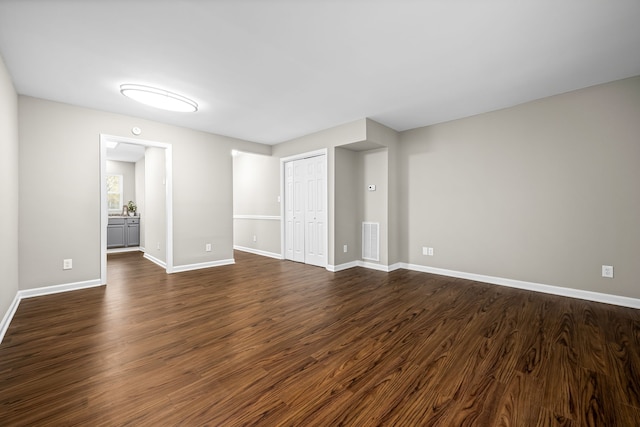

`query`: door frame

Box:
[100,134,174,284]
[280,148,328,267]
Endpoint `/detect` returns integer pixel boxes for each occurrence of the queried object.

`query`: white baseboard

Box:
[234,245,283,260]
[18,279,103,299]
[172,259,235,273]
[360,261,394,272]
[327,261,360,272]
[107,247,141,254]
[143,253,167,269]
[0,278,103,344]
[328,261,403,273]
[401,263,640,310]
[0,292,21,344]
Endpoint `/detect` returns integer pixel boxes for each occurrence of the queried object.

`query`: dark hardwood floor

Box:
[1,251,640,426]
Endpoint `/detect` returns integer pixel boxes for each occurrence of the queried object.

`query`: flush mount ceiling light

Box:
[120,84,198,113]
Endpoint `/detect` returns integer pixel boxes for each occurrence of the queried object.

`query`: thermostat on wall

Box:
[368,184,376,191]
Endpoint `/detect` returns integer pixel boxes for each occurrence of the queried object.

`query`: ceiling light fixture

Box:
[120,84,198,113]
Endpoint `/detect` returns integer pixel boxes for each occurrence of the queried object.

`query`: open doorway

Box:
[100,134,174,284]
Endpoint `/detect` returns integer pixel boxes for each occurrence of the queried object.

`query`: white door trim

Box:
[100,134,174,284]
[280,149,328,268]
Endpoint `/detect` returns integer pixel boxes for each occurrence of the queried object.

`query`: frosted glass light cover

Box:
[120,84,198,112]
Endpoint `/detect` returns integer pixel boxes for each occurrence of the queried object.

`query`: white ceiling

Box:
[0,1,638,145]
[107,142,146,163]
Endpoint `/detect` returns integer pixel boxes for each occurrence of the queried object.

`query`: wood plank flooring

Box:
[1,251,640,426]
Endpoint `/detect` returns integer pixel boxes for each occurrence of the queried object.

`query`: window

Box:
[107,174,123,213]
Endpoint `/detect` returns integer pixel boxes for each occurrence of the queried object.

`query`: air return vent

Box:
[362,222,380,261]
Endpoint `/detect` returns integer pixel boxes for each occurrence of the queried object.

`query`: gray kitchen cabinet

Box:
[108,217,140,248]
[126,217,140,247]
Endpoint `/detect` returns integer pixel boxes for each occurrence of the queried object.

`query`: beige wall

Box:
[106,160,136,211]
[0,54,18,325]
[232,152,281,255]
[18,96,269,290]
[399,76,640,299]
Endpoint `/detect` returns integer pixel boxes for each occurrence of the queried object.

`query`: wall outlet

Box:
[343,244,348,253]
[253,235,257,242]
[602,265,614,278]
[422,247,434,256]
[63,259,72,270]
[157,242,160,250]
[205,243,212,252]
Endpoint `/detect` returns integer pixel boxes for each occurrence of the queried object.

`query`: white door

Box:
[292,160,305,262]
[283,154,326,267]
[304,156,326,267]
[284,161,295,261]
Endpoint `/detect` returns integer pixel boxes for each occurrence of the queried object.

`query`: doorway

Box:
[281,150,327,268]
[100,134,174,284]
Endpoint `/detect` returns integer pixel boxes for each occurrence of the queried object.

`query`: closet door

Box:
[303,155,326,267]
[284,161,295,260]
[292,160,305,262]
[283,154,326,267]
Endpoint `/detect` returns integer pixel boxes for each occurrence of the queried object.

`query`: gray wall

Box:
[399,75,640,299]
[272,119,371,266]
[18,96,269,290]
[232,152,281,255]
[0,54,18,323]
[334,147,361,265]
[361,148,389,266]
[106,160,136,212]
[5,70,639,328]
[135,157,146,249]
[144,147,166,262]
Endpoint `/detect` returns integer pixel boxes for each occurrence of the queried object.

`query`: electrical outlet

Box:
[422,247,434,256]
[63,259,72,270]
[157,242,160,250]
[205,243,212,252]
[602,265,614,278]
[253,235,257,242]
[343,244,348,253]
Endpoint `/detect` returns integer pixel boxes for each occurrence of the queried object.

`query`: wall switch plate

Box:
[253,235,257,242]
[63,259,72,270]
[428,247,434,256]
[205,243,212,252]
[343,245,348,253]
[602,265,614,278]
[422,247,428,255]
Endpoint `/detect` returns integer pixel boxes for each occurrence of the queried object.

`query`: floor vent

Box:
[362,222,380,261]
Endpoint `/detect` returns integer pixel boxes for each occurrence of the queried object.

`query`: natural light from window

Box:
[107,174,123,213]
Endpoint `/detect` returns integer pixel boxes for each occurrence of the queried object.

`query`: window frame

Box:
[106,174,124,214]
